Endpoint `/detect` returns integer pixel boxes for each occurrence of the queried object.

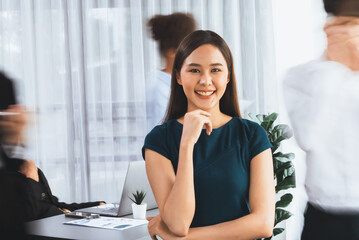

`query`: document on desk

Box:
[64,217,148,231]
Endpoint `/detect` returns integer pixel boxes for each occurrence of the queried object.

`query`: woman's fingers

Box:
[191,111,213,133]
[148,224,157,240]
[202,117,213,135]
[193,109,211,117]
[181,110,213,145]
[147,216,158,240]
[199,111,213,135]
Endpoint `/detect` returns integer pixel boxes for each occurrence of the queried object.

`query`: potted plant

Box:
[249,113,296,240]
[129,190,147,219]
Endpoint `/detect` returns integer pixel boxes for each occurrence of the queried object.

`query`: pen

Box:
[0,112,20,116]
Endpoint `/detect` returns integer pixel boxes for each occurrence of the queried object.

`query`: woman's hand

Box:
[147,215,186,240]
[181,110,212,146]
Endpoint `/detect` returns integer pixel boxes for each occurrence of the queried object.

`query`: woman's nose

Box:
[199,73,212,85]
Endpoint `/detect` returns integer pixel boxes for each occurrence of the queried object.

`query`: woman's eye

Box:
[211,68,220,72]
[189,69,200,73]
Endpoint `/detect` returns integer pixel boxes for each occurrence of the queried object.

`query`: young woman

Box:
[143,30,275,240]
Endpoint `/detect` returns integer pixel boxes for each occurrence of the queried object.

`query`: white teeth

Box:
[196,91,214,96]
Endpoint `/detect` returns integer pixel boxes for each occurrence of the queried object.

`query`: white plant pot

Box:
[132,202,147,219]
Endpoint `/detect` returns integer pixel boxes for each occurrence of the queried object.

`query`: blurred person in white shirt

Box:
[146,13,196,131]
[283,0,359,239]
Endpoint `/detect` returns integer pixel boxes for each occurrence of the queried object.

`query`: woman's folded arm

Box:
[145,145,196,237]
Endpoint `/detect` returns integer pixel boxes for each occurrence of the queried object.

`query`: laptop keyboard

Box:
[84,203,120,216]
[100,207,119,214]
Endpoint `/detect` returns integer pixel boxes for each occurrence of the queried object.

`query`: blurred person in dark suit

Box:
[0,71,30,239]
[0,72,104,238]
[283,1,359,239]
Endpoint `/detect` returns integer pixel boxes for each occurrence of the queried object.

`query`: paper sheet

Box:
[64,217,148,231]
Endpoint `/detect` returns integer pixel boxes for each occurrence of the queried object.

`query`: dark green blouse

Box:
[142,117,272,227]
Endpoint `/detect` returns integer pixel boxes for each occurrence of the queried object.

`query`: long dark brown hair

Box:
[163,30,241,123]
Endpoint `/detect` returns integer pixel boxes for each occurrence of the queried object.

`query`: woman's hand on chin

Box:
[180,110,213,146]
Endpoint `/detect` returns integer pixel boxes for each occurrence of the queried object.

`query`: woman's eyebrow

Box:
[187,63,201,67]
[186,63,223,67]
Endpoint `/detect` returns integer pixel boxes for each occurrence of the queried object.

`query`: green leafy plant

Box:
[249,112,296,240]
[129,190,147,205]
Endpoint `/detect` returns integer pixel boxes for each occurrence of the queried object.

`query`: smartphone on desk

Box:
[65,212,100,219]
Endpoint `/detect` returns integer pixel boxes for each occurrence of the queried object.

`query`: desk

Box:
[26,208,159,240]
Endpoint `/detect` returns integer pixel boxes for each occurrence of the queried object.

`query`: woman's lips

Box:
[195,90,216,96]
[194,90,216,99]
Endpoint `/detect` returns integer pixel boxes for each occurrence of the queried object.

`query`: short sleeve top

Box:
[142,117,272,227]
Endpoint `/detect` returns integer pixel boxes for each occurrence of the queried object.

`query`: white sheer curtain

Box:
[0,0,278,204]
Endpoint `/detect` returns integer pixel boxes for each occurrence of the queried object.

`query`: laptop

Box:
[77,160,158,217]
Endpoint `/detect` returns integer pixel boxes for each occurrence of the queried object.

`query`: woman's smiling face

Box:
[177,44,229,113]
